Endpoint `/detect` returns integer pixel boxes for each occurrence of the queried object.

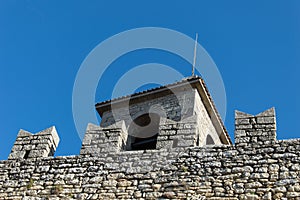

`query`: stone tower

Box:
[80,76,232,156]
[3,76,300,199]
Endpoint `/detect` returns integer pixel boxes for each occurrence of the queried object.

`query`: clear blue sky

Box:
[0,1,299,160]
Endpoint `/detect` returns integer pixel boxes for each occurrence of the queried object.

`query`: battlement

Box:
[8,126,59,160]
[80,116,202,156]
[1,77,300,199]
[235,107,276,146]
[1,108,300,199]
[6,107,279,160]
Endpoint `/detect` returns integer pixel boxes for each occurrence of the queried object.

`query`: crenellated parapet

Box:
[2,76,300,199]
[8,126,59,160]
[80,121,128,155]
[235,107,276,146]
[2,108,300,199]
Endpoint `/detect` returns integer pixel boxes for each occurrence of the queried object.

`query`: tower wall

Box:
[193,90,221,145]
[100,88,196,128]
[97,88,225,153]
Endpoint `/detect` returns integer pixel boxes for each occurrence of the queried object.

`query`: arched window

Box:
[126,113,160,150]
[206,134,215,145]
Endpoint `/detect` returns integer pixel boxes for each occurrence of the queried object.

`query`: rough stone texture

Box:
[1,108,300,199]
[8,126,59,160]
[80,80,227,156]
[96,77,231,145]
[99,88,195,128]
[80,114,217,156]
[193,91,221,145]
[0,77,297,199]
[80,121,128,155]
[99,88,222,148]
[235,107,276,147]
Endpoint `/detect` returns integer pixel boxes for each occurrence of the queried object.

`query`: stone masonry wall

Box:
[80,115,200,155]
[1,108,300,199]
[99,88,220,150]
[193,90,220,145]
[8,127,59,160]
[100,89,196,128]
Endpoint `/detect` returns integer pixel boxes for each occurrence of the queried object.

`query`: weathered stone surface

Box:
[2,126,300,199]
[8,126,59,160]
[1,77,300,199]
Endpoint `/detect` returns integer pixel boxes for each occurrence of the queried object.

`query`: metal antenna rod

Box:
[192,33,198,77]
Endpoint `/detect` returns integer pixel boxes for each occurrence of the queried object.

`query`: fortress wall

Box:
[1,108,300,199]
[1,141,300,199]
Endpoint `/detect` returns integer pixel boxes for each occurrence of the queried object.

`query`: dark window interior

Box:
[130,134,158,150]
[126,113,160,151]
